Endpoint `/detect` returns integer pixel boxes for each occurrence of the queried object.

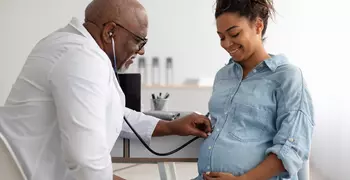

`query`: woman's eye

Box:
[231,32,240,38]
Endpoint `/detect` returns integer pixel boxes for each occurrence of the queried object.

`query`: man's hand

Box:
[203,172,247,180]
[113,175,126,180]
[168,113,212,138]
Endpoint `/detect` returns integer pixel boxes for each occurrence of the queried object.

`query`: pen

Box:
[164,93,170,99]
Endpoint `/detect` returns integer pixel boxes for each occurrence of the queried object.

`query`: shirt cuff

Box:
[121,110,160,146]
[142,116,160,145]
[265,139,303,178]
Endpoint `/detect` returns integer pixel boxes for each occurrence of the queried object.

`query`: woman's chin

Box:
[230,52,245,62]
[231,56,244,62]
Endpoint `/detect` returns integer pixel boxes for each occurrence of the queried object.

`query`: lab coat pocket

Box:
[228,103,270,142]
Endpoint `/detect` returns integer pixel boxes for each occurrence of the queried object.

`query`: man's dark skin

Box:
[82,0,212,179]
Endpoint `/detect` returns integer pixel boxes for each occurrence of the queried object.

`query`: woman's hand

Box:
[203,172,248,180]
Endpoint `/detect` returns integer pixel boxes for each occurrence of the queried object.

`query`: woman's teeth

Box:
[230,48,239,54]
[230,46,241,55]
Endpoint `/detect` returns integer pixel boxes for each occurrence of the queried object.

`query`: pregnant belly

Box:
[198,140,270,176]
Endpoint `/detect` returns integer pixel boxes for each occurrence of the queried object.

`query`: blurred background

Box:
[1,0,349,179]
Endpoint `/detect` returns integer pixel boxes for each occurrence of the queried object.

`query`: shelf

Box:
[141,85,212,89]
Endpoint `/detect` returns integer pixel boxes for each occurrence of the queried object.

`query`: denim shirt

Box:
[196,54,314,180]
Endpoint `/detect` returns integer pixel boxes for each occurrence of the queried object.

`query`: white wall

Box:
[296,1,350,179]
[288,0,350,179]
[0,0,91,105]
[0,0,302,104]
[1,0,350,179]
[137,0,303,85]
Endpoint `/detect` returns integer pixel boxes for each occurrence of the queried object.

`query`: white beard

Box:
[117,62,128,73]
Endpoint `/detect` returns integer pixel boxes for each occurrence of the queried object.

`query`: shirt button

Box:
[208,146,212,150]
[224,112,228,115]
[216,128,220,131]
[253,69,257,73]
[289,138,294,142]
[207,166,210,169]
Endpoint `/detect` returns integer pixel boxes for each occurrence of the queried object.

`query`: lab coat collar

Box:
[68,17,96,42]
[67,17,111,63]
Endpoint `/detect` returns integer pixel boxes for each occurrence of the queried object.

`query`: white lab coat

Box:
[0,17,159,180]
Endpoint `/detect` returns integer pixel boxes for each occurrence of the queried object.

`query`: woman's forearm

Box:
[243,153,286,180]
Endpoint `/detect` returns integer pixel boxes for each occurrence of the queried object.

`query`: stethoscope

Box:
[122,113,210,156]
[110,33,210,156]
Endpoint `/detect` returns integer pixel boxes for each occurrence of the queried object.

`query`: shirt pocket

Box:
[213,79,234,94]
[228,103,271,142]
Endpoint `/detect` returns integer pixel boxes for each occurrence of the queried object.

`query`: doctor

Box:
[0,0,212,180]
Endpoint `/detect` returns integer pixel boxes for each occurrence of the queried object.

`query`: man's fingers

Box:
[190,128,208,138]
[204,118,212,133]
[194,115,212,133]
[113,175,126,180]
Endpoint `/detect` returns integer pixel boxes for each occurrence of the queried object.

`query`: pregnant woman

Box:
[196,0,314,180]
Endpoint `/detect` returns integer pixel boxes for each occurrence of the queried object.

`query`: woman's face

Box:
[216,13,263,62]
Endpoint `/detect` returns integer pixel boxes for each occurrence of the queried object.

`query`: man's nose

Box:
[138,47,145,55]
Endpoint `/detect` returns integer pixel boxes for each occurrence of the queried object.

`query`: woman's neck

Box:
[240,48,270,78]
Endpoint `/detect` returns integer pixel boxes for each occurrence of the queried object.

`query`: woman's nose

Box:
[222,39,233,49]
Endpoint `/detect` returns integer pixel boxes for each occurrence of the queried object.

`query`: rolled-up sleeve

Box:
[265,66,315,178]
[50,47,113,180]
[119,107,160,145]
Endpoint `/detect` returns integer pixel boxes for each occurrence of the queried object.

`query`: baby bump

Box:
[197,136,271,176]
[210,142,267,174]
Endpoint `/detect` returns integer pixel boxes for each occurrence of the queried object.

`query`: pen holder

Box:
[151,98,169,111]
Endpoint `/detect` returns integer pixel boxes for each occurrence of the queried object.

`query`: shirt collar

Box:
[264,54,289,72]
[229,54,289,72]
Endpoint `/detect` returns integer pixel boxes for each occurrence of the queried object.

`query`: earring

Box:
[109,32,113,37]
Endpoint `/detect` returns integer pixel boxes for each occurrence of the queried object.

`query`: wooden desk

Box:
[111,136,202,180]
[111,135,202,163]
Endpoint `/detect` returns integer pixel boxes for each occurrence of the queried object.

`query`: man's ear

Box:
[102,22,116,43]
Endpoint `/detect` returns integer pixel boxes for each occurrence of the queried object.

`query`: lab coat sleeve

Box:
[265,66,315,178]
[49,48,113,180]
[119,107,160,145]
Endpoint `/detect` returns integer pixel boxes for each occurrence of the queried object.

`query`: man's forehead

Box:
[85,0,147,33]
[122,7,148,37]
